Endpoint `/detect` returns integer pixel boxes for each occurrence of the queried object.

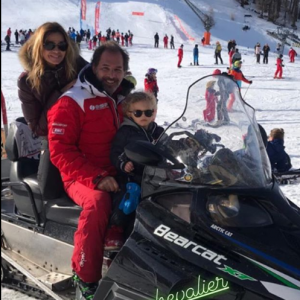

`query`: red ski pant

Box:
[178,56,183,67]
[203,100,216,122]
[66,181,112,283]
[274,66,282,78]
[227,93,236,111]
[290,55,295,62]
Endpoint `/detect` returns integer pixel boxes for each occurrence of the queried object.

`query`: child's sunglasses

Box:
[43,41,68,52]
[129,109,154,118]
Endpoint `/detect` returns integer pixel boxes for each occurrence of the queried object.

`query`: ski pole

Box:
[243,84,251,99]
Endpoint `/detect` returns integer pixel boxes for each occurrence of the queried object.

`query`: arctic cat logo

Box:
[154,224,227,265]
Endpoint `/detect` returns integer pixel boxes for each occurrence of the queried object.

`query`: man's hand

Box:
[97,176,119,192]
[124,161,134,173]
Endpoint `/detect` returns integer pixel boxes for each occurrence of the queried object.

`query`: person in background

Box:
[163,34,168,48]
[289,47,297,63]
[14,29,19,44]
[266,128,292,172]
[144,68,159,101]
[193,44,199,66]
[154,32,159,48]
[231,48,241,66]
[262,43,270,64]
[203,80,219,122]
[47,41,134,299]
[107,92,163,250]
[229,46,235,67]
[170,35,175,49]
[274,54,284,79]
[255,42,261,63]
[201,36,205,46]
[178,44,184,68]
[4,34,11,51]
[214,41,223,65]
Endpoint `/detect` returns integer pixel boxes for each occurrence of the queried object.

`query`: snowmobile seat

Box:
[5,118,81,226]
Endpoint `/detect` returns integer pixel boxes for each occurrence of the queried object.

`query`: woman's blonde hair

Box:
[19,22,79,94]
[122,91,157,115]
[270,128,285,140]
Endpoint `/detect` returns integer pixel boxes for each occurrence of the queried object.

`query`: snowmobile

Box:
[1,75,300,300]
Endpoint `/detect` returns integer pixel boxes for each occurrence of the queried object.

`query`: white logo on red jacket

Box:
[52,128,65,135]
[89,103,109,111]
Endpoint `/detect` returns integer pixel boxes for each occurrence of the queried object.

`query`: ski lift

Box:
[243,14,252,31]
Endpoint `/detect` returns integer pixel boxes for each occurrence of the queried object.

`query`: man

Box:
[47,41,134,299]
[154,32,159,48]
[262,44,270,64]
[193,44,199,66]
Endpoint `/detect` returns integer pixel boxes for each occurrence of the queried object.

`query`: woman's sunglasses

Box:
[43,41,68,52]
[129,109,154,118]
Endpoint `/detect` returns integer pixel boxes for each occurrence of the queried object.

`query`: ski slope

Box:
[1,0,300,298]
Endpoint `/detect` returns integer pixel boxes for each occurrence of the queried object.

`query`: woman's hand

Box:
[124,161,134,173]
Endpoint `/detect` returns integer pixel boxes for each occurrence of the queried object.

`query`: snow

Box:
[1,0,300,298]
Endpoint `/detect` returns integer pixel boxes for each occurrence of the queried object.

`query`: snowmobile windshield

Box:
[149,75,272,189]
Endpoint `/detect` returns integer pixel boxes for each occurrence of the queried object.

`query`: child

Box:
[274,54,284,79]
[203,80,219,122]
[228,61,252,88]
[105,92,164,250]
[266,128,292,173]
[144,68,159,100]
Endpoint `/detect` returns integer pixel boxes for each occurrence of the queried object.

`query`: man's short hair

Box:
[91,41,129,71]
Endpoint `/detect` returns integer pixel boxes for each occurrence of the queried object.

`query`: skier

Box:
[107,92,163,250]
[193,44,199,65]
[177,44,184,68]
[124,33,129,47]
[262,44,270,64]
[76,32,82,49]
[227,40,233,54]
[214,41,223,65]
[266,128,292,172]
[121,33,125,46]
[201,36,205,46]
[255,42,261,63]
[115,30,120,44]
[92,35,97,50]
[203,80,218,122]
[231,48,241,66]
[170,35,175,49]
[86,29,91,42]
[14,29,19,44]
[163,34,168,48]
[144,68,159,101]
[4,35,11,51]
[229,61,252,88]
[229,47,235,67]
[274,54,284,79]
[289,47,297,63]
[7,27,12,37]
[154,32,159,48]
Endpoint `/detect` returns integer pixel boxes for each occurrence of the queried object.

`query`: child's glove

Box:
[119,183,141,215]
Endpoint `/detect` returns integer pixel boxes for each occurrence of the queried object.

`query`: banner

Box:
[132,12,144,16]
[81,0,87,20]
[95,2,101,35]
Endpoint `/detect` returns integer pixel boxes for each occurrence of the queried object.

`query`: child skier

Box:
[274,54,284,79]
[144,68,159,101]
[229,61,252,88]
[106,92,164,250]
[203,80,219,122]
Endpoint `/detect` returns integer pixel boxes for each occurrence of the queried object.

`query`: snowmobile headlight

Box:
[208,194,240,219]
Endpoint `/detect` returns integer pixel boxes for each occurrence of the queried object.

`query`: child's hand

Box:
[124,161,134,173]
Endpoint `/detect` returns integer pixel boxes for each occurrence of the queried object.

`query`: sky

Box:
[1,0,300,298]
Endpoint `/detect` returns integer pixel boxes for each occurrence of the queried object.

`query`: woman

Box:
[18,22,88,137]
[18,22,88,198]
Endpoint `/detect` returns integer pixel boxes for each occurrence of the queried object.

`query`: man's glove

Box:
[249,80,253,84]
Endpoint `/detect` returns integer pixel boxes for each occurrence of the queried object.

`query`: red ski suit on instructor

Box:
[48,61,133,283]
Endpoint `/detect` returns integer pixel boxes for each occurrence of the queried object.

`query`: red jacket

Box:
[47,65,131,190]
[289,49,297,57]
[178,48,183,58]
[276,57,283,67]
[144,78,159,94]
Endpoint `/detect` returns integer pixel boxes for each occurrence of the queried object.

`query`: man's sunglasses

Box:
[129,109,154,118]
[43,41,68,52]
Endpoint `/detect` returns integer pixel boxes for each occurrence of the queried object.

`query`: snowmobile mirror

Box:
[125,140,185,169]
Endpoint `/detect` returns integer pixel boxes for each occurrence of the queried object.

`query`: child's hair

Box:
[122,91,157,115]
[270,128,285,140]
